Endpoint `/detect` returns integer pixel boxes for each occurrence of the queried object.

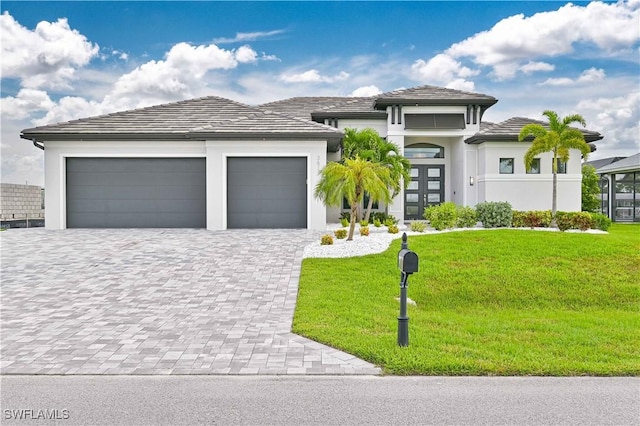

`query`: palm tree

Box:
[315,156,392,240]
[341,128,410,222]
[361,139,410,222]
[518,110,591,226]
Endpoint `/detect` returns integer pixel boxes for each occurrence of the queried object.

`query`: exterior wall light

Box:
[469,176,475,186]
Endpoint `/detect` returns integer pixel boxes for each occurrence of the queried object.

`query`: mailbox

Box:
[398,249,419,274]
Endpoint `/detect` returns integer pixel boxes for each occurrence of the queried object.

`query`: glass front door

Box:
[405,165,445,220]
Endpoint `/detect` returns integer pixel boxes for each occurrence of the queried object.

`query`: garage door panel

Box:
[66,158,206,228]
[227,157,307,229]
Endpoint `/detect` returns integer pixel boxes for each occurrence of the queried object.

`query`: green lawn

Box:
[294,224,640,375]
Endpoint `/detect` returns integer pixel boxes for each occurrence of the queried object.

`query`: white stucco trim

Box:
[205,140,328,231]
[43,140,206,229]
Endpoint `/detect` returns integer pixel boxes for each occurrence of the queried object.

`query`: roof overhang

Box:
[373,98,498,109]
[311,111,387,120]
[22,130,344,152]
[465,133,604,145]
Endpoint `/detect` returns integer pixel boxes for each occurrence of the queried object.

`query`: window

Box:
[499,158,514,174]
[556,159,567,174]
[404,143,444,159]
[527,158,541,174]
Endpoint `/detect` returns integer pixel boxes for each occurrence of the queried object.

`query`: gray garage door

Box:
[227,157,307,228]
[66,158,206,228]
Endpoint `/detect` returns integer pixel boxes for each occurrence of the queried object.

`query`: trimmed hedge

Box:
[512,210,552,228]
[589,212,612,231]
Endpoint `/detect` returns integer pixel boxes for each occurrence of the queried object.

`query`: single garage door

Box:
[66,158,206,228]
[227,157,307,228]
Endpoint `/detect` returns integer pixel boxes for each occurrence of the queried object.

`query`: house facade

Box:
[21,85,603,230]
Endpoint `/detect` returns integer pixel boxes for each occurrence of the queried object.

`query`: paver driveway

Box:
[1,229,380,375]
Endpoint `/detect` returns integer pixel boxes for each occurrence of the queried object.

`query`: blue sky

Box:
[2,1,639,185]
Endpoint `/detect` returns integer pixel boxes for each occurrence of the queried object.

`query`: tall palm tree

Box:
[518,110,591,226]
[315,156,392,240]
[341,128,410,222]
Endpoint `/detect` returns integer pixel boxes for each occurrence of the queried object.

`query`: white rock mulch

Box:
[302,224,608,259]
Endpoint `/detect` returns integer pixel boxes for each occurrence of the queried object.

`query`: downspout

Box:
[32,140,44,150]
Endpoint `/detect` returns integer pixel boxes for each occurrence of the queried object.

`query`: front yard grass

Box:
[294,224,640,375]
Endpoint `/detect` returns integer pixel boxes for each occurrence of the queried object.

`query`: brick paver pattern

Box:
[1,229,380,375]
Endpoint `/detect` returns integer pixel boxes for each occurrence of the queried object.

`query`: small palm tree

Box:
[315,156,392,240]
[341,128,410,222]
[518,110,591,226]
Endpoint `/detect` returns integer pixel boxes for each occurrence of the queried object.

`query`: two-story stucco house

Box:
[21,85,602,230]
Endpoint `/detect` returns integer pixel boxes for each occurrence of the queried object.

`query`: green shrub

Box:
[320,234,334,245]
[383,218,396,227]
[371,212,389,224]
[360,226,370,236]
[388,224,399,234]
[527,210,552,228]
[410,221,427,232]
[555,211,594,231]
[513,210,553,228]
[334,228,347,239]
[423,202,458,230]
[476,201,513,228]
[423,205,435,222]
[590,212,612,231]
[360,220,368,227]
[373,219,382,228]
[456,206,477,228]
[512,211,526,228]
[340,212,351,221]
[340,217,349,227]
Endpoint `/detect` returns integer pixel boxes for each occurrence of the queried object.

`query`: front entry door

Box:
[405,165,445,220]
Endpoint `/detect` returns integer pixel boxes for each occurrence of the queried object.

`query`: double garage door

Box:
[66,157,307,229]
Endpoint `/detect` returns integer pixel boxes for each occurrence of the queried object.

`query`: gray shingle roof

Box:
[584,156,627,170]
[374,85,497,108]
[21,96,343,142]
[596,153,640,174]
[260,96,384,121]
[465,117,603,144]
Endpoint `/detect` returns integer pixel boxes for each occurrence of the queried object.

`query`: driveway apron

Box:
[1,229,380,375]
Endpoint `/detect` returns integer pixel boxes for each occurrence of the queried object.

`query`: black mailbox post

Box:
[397,233,418,347]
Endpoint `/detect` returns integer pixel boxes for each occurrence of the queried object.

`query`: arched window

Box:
[404,143,444,159]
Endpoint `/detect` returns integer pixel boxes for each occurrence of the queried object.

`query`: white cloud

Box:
[410,53,478,89]
[32,96,104,127]
[519,61,555,74]
[0,89,55,120]
[0,11,99,89]
[280,69,349,84]
[235,45,258,63]
[103,42,251,108]
[576,90,640,156]
[445,79,476,92]
[350,85,382,97]
[213,29,286,44]
[578,67,606,82]
[446,1,640,79]
[260,53,280,62]
[540,67,606,86]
